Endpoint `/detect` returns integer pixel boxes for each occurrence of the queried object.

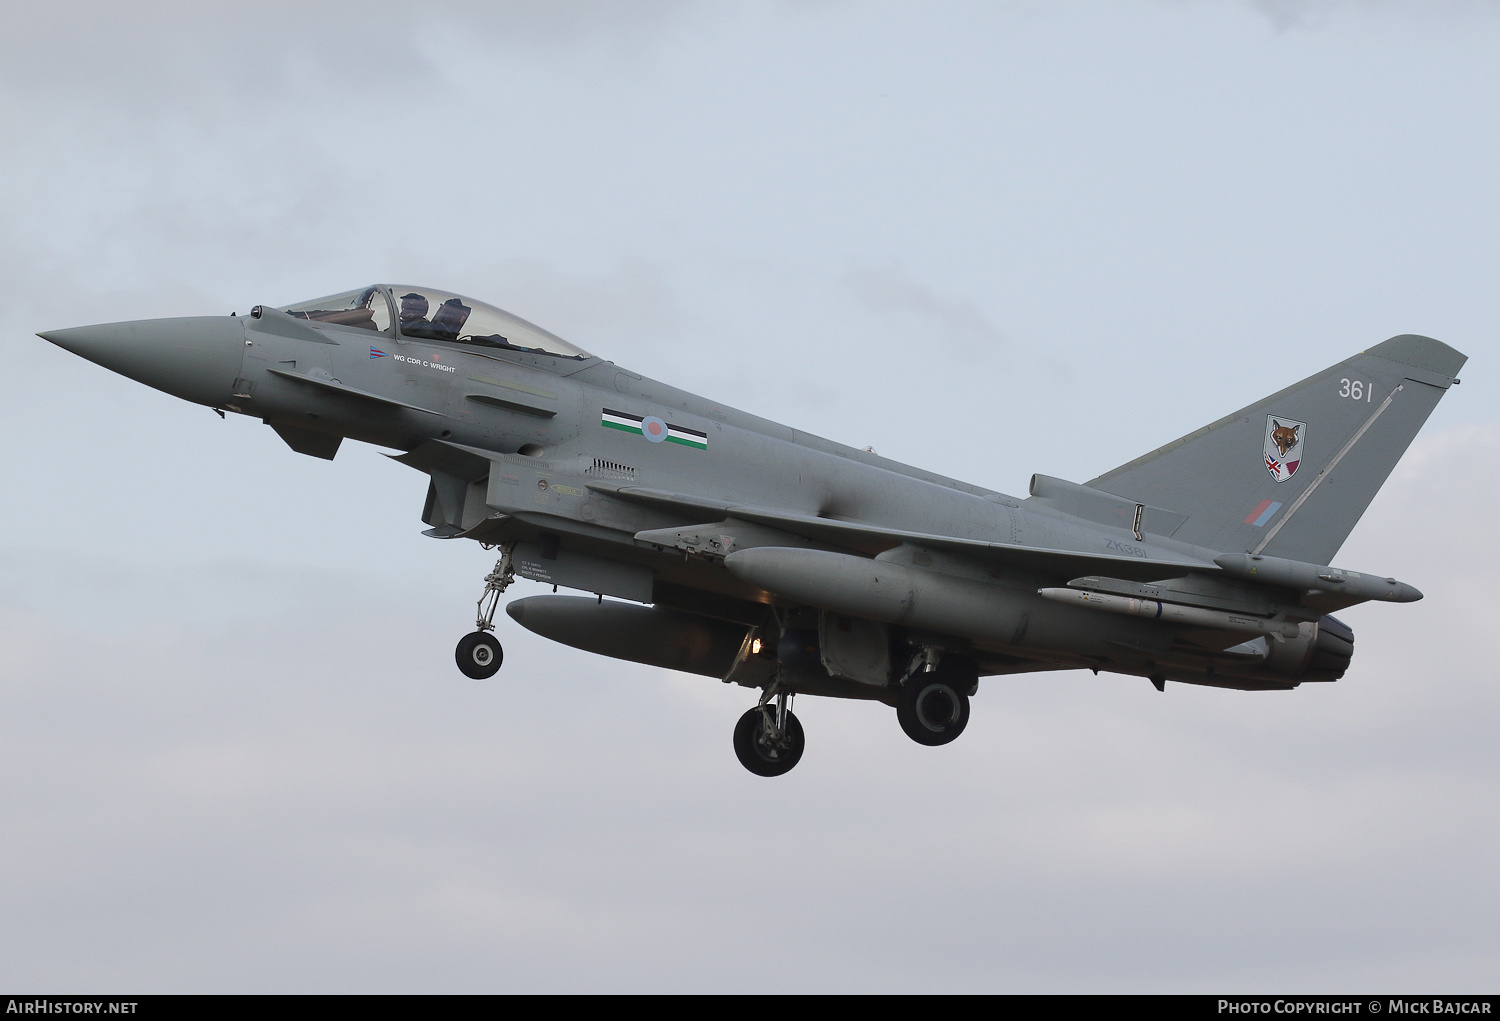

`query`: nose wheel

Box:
[455,631,503,678]
[733,688,804,777]
[455,547,514,679]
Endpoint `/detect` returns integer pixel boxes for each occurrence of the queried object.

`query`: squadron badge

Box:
[1263,416,1306,483]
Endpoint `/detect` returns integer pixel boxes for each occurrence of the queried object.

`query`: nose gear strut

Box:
[476,546,516,633]
[454,545,515,679]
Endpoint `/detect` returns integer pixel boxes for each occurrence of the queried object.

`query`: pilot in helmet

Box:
[429,297,472,341]
[399,292,430,329]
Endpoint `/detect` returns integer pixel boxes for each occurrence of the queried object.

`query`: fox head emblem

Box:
[1270,420,1300,457]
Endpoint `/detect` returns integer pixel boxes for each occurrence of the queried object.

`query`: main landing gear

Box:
[896,651,975,746]
[455,547,514,680]
[730,649,978,774]
[733,685,804,777]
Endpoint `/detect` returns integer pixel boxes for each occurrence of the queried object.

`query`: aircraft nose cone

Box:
[39,316,246,407]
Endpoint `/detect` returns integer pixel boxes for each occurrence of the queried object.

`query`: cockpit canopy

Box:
[278,285,591,360]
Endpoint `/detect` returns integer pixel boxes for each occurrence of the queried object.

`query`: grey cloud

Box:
[1249,0,1339,32]
[0,1,690,116]
[1245,0,1500,33]
[844,265,1004,355]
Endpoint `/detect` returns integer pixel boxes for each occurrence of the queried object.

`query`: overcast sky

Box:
[1,0,1496,992]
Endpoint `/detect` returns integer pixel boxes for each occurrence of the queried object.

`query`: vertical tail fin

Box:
[1087,335,1467,563]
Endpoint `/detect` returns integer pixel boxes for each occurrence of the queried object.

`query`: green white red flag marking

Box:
[601,408,708,449]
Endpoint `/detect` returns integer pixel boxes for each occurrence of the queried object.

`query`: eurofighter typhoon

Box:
[39,286,1466,776]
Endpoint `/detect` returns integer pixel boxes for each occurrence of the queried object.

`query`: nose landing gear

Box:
[733,686,804,777]
[454,547,514,680]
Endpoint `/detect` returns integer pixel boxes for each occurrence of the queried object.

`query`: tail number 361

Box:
[1339,378,1374,402]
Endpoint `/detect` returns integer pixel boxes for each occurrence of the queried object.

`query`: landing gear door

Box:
[818,613,891,687]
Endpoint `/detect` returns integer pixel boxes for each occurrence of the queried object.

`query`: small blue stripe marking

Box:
[1252,501,1283,527]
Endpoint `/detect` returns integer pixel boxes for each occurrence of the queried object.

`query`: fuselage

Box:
[41,300,1306,689]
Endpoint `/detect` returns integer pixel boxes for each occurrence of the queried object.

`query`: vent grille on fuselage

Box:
[586,457,636,479]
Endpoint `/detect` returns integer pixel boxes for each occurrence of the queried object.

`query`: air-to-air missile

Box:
[40,284,1464,775]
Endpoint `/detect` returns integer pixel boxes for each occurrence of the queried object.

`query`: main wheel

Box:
[897,665,972,746]
[733,705,805,777]
[455,631,503,679]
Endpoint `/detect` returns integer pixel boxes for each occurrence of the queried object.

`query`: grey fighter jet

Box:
[39,285,1466,776]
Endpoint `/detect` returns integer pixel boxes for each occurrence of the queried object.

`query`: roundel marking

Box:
[641,416,668,442]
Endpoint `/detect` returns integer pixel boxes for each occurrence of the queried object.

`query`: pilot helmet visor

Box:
[398,292,430,320]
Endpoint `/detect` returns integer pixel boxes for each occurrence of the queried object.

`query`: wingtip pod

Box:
[1213,553,1422,603]
[1366,334,1468,380]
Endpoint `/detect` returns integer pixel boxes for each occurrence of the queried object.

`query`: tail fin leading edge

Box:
[1086,335,1467,564]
